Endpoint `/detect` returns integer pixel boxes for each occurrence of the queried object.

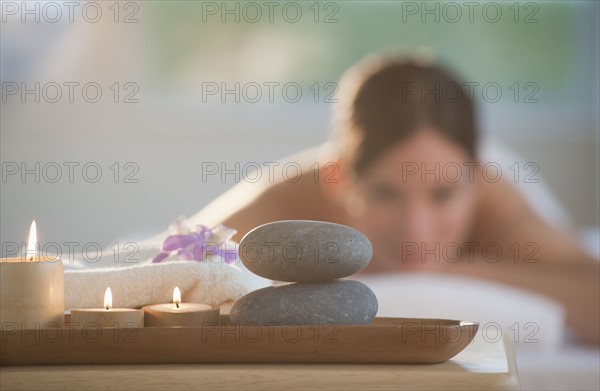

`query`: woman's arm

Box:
[442,253,599,345]
[444,179,600,345]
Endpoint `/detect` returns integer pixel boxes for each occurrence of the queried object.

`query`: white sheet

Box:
[354,266,599,391]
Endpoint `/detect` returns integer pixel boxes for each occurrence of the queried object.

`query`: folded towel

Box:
[63,235,272,309]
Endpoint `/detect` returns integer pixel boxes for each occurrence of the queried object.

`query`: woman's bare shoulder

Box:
[474,178,533,236]
[473,178,591,266]
[189,143,336,241]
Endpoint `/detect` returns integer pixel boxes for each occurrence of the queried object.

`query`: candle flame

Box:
[26,220,37,261]
[173,287,181,308]
[104,287,112,310]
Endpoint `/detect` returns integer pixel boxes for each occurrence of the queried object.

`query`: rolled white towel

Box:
[64,258,270,310]
[62,218,272,310]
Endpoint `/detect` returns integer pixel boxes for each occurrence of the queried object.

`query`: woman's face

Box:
[344,128,478,272]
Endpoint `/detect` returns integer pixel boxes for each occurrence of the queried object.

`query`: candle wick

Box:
[176,302,180,308]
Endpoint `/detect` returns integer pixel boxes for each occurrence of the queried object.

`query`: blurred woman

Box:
[188,55,599,344]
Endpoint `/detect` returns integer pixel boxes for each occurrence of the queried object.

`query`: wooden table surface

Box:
[0,333,519,391]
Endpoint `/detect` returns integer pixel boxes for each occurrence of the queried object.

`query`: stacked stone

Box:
[230,220,378,326]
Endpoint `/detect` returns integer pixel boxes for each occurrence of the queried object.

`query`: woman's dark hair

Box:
[333,54,478,180]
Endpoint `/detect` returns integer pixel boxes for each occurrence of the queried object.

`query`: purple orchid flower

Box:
[152,218,238,264]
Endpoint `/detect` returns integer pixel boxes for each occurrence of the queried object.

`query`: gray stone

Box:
[229,280,378,325]
[239,220,372,282]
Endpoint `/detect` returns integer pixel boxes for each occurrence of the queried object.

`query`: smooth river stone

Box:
[229,280,378,326]
[239,220,373,282]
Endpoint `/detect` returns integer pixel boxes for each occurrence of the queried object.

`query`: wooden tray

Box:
[0,315,478,366]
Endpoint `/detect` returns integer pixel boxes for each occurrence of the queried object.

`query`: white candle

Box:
[70,287,144,328]
[142,287,220,327]
[0,221,64,330]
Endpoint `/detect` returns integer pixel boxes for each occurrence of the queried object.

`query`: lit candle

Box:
[142,287,220,327]
[70,287,144,328]
[0,221,64,329]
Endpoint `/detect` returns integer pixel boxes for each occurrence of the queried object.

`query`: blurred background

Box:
[1,0,598,248]
[1,2,599,390]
